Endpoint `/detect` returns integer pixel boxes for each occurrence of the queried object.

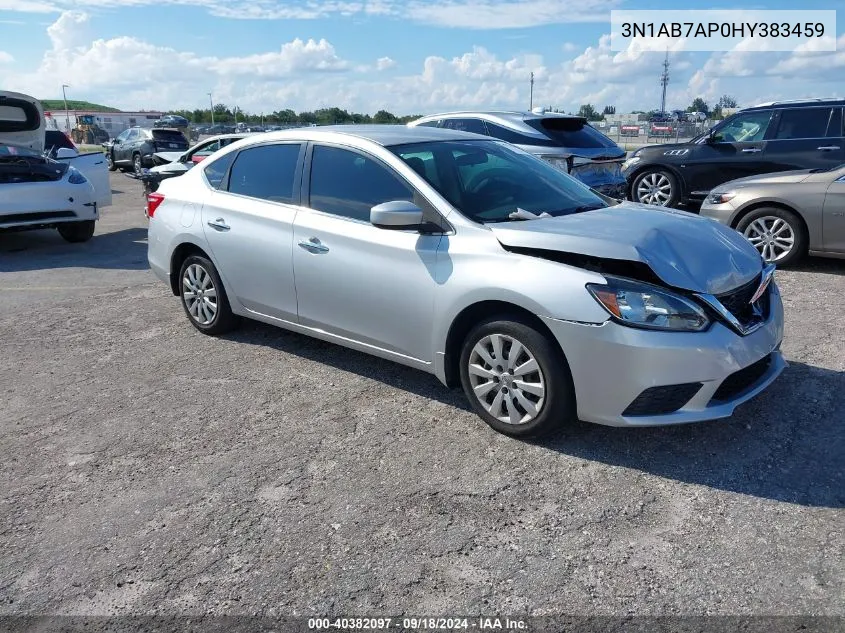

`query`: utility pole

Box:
[529,72,534,110]
[61,84,71,134]
[208,92,214,126]
[659,50,670,114]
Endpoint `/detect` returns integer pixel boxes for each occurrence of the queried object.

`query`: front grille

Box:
[710,353,773,403]
[623,382,703,417]
[715,273,771,329]
[0,210,76,224]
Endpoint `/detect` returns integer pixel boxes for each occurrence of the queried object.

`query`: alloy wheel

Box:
[636,172,672,206]
[743,216,795,263]
[182,263,218,325]
[467,333,546,426]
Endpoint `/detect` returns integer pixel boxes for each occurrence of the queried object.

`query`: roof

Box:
[256,124,487,146]
[412,110,584,122]
[745,98,845,110]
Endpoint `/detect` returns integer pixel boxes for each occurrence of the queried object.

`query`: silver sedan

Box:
[700,163,845,266]
[147,125,785,438]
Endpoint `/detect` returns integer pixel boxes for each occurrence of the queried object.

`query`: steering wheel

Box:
[466,168,523,196]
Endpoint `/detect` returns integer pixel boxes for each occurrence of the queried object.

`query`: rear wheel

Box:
[133,153,143,175]
[631,169,680,207]
[57,220,96,243]
[178,255,239,335]
[736,207,807,266]
[459,316,575,438]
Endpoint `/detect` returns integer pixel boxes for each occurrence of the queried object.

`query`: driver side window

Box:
[712,111,772,143]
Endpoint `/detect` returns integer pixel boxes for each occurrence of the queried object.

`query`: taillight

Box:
[147,192,165,218]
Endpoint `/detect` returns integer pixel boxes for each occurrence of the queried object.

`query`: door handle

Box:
[207,218,230,231]
[741,148,762,153]
[817,145,841,151]
[298,237,329,254]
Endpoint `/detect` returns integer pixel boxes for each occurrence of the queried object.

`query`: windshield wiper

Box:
[507,208,552,221]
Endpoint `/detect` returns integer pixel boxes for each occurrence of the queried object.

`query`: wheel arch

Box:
[442,300,566,388]
[169,242,212,296]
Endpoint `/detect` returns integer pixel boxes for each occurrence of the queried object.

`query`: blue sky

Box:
[0,0,841,115]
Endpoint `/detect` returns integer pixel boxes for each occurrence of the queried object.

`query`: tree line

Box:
[168,104,423,126]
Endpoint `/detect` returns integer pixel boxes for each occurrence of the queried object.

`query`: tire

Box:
[133,153,143,175]
[57,220,96,243]
[631,169,680,207]
[459,315,576,438]
[178,255,239,335]
[106,152,117,171]
[736,207,807,267]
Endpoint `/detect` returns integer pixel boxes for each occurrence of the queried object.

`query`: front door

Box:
[292,144,442,362]
[683,109,775,195]
[200,142,304,320]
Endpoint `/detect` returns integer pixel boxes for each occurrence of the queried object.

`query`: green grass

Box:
[77,144,105,154]
[40,99,121,113]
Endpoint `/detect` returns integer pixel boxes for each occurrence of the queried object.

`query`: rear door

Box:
[682,109,775,195]
[766,106,845,173]
[200,142,304,320]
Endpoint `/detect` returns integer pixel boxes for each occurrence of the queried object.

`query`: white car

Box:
[0,90,111,242]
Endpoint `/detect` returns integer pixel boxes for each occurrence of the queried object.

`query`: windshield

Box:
[391,140,608,224]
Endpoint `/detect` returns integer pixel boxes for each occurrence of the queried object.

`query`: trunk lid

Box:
[0,91,45,152]
[489,204,762,295]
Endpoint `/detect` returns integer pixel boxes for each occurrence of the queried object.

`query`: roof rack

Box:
[752,97,841,107]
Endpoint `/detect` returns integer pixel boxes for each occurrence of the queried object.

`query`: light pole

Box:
[208,92,214,126]
[61,84,71,134]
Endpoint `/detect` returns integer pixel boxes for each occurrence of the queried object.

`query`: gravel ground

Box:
[0,173,843,628]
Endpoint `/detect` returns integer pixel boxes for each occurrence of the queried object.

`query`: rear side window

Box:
[227,143,302,203]
[775,108,833,140]
[152,129,188,144]
[203,152,237,190]
[524,118,617,149]
[415,120,440,128]
[309,145,412,221]
[441,118,488,135]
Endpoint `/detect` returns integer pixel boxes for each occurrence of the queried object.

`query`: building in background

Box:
[44,109,164,138]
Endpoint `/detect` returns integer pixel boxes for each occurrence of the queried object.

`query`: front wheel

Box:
[106,152,117,171]
[631,169,680,207]
[459,316,576,438]
[57,220,96,243]
[178,255,239,335]
[133,153,143,175]
[736,207,807,266]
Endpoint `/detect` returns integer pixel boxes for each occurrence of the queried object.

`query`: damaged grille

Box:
[713,273,770,329]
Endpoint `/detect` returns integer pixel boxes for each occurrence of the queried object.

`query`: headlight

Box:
[67,166,88,185]
[621,156,641,171]
[586,276,710,332]
[705,191,736,205]
[540,155,571,173]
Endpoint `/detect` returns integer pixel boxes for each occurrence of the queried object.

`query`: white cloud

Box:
[0,51,14,64]
[376,56,396,71]
[0,0,618,27]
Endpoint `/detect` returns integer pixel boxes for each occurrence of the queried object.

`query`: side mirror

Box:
[370,200,424,229]
[705,131,717,144]
[55,147,78,159]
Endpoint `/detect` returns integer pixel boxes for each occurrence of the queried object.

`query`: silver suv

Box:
[147,125,785,438]
[408,109,627,198]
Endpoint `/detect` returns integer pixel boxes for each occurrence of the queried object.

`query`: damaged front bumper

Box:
[541,283,786,427]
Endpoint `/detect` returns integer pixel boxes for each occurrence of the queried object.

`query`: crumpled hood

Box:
[152,151,185,164]
[489,204,763,295]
